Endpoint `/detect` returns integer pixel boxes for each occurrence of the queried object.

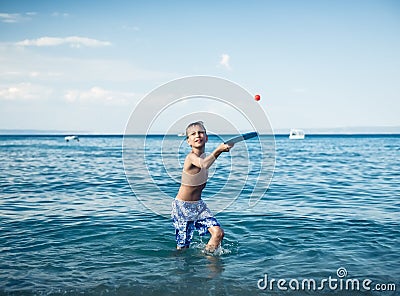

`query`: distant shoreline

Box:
[1,127,400,136]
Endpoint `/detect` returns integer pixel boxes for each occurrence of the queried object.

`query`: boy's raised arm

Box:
[188,143,233,169]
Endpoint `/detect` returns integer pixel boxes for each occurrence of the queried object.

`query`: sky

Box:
[0,0,399,134]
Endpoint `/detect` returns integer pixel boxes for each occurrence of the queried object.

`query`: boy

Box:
[172,121,234,252]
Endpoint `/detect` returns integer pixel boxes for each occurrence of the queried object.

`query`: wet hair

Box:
[185,121,206,138]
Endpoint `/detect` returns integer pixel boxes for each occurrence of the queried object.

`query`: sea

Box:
[0,134,399,296]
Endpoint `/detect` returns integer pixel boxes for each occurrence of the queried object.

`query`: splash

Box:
[201,245,231,256]
[191,237,236,256]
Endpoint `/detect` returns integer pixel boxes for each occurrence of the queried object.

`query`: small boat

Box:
[65,135,79,142]
[289,129,305,140]
[177,133,186,137]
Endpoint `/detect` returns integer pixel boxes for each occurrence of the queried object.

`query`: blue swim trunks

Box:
[171,199,220,248]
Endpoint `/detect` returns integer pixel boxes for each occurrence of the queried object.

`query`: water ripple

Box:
[0,135,399,295]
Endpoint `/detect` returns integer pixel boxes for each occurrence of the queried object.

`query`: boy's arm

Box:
[189,143,233,169]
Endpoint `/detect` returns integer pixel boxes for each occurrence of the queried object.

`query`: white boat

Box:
[289,129,305,140]
[65,135,79,142]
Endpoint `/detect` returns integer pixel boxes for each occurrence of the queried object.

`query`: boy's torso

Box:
[177,156,208,201]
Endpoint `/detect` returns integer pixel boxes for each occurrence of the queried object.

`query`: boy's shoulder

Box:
[184,151,194,162]
[185,151,196,160]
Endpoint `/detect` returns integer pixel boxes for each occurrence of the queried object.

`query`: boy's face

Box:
[186,124,208,148]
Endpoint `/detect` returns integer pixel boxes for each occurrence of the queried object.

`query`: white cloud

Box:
[0,13,22,23]
[15,36,111,48]
[0,12,35,23]
[0,82,52,101]
[51,12,70,18]
[219,53,231,70]
[64,87,134,106]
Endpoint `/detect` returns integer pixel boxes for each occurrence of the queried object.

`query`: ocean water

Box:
[0,135,399,295]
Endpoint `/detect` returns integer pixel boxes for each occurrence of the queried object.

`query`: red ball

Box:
[254,94,261,101]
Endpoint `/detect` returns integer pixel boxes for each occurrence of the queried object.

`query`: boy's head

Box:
[185,121,208,147]
[185,121,206,138]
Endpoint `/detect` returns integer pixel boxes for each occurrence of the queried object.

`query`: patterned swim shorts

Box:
[171,199,220,248]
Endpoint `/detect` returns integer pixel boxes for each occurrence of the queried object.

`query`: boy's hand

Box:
[218,143,234,152]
